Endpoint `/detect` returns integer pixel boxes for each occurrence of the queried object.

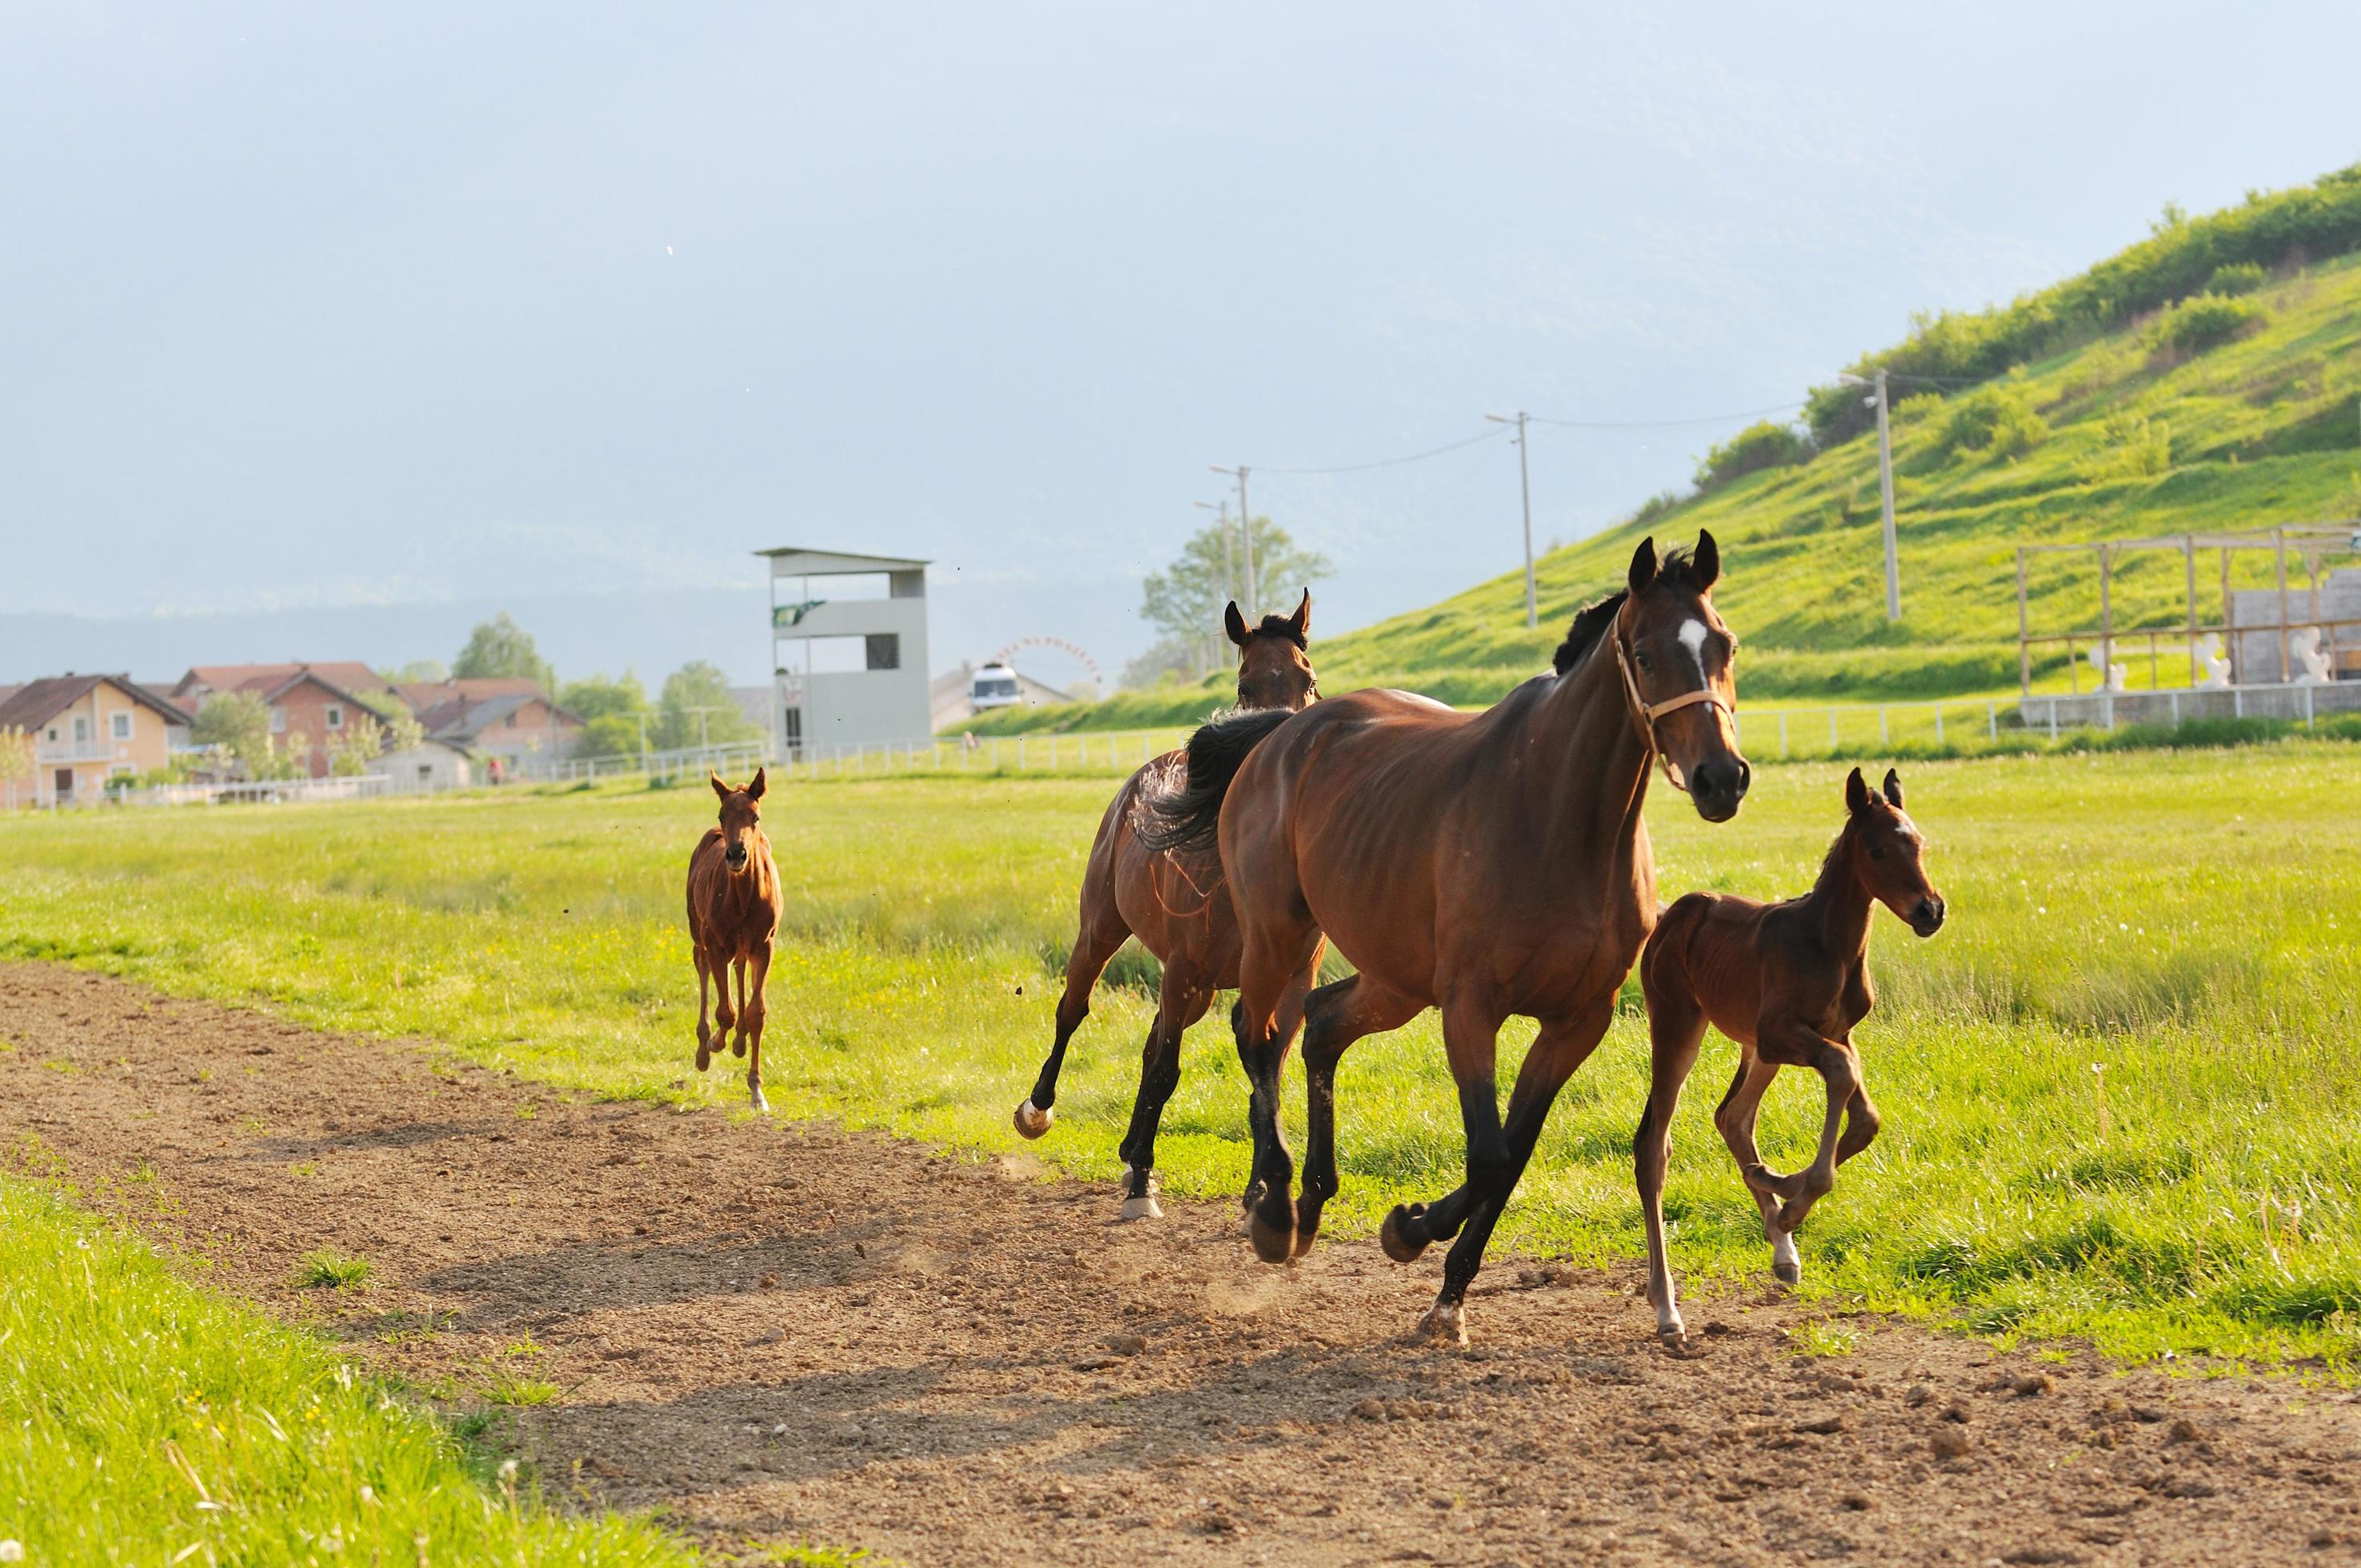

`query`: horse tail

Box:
[1136,707,1295,854]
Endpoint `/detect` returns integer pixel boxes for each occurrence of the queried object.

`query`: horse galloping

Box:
[1145,535,1748,1342]
[1013,592,1318,1221]
[1635,766,1944,1338]
[687,769,786,1111]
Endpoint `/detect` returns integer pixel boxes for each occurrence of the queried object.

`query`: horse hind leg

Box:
[1235,929,1319,1266]
[743,946,774,1113]
[693,944,715,1073]
[1715,1055,1801,1284]
[1114,972,1214,1222]
[1636,984,1709,1340]
[1295,969,1416,1258]
[1014,907,1126,1140]
[730,957,750,1057]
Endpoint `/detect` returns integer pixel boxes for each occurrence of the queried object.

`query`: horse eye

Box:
[1869,846,1886,860]
[1634,650,1653,671]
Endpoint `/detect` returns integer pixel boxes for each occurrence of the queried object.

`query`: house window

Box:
[111,712,133,741]
[46,727,58,743]
[324,705,343,731]
[73,716,90,743]
[866,634,901,670]
[417,764,434,784]
[270,708,287,734]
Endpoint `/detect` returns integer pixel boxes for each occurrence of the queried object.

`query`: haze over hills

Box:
[968,165,2361,730]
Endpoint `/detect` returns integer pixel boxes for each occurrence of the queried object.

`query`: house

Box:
[378,736,474,794]
[390,678,584,772]
[0,674,191,807]
[169,662,393,778]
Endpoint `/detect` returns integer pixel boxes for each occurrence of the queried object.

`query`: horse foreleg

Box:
[1835,1078,1881,1166]
[1235,930,1319,1266]
[1714,1054,1800,1282]
[1636,988,1709,1340]
[1295,972,1419,1257]
[1015,904,1126,1140]
[743,944,774,1113]
[1772,1033,1860,1236]
[693,945,714,1072]
[714,952,738,1041]
[1113,975,1212,1221]
[730,957,750,1057]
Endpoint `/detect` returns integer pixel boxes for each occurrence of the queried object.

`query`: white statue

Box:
[2087,642,2129,693]
[2198,632,2233,690]
[2289,627,2332,686]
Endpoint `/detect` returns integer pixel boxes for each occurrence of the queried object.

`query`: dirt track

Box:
[4,962,2358,1565]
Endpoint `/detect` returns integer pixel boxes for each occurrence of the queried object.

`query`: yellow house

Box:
[0,674,192,808]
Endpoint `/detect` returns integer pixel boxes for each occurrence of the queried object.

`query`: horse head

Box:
[1843,766,1944,937]
[1619,532,1749,821]
[1227,590,1318,712]
[710,769,768,873]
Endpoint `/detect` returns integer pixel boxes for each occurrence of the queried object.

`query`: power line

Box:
[1250,426,1509,475]
[1527,399,1807,430]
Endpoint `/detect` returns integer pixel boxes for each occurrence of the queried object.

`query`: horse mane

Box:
[1136,706,1295,853]
[1549,545,1706,676]
[1245,613,1307,650]
[1551,591,1626,675]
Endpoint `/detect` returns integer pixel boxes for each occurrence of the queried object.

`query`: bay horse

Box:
[1635,766,1943,1338]
[687,769,786,1111]
[1013,592,1317,1220]
[1144,534,1748,1344]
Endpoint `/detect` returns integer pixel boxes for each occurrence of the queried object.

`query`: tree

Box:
[382,658,449,684]
[1119,638,1199,691]
[0,726,32,807]
[358,693,426,755]
[652,662,758,751]
[452,614,556,690]
[190,692,274,777]
[1139,517,1331,671]
[1694,420,1811,491]
[559,672,653,758]
[327,712,386,777]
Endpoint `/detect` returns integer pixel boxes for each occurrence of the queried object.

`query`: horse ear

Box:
[1290,589,1311,641]
[748,766,767,801]
[710,771,730,802]
[1844,766,1869,815]
[1224,601,1250,647]
[1882,767,1903,808]
[1627,537,1658,596]
[1692,530,1720,591]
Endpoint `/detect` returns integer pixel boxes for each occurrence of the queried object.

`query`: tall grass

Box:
[0,1174,692,1565]
[3,744,2359,1367]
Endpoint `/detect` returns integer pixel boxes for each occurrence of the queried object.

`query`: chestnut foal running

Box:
[687,770,786,1111]
[1014,593,1316,1220]
[1635,766,1945,1340]
[1146,536,1749,1343]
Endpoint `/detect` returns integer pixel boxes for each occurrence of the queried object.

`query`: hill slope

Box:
[970,169,2361,730]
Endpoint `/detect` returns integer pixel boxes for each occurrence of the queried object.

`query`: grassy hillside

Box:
[975,169,2361,730]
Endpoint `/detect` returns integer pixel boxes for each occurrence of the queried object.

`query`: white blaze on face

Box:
[1676,618,1710,678]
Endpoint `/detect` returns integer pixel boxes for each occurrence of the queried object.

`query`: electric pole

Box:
[1485,410,1539,628]
[1840,370,1902,620]
[1194,498,1237,668]
[1211,465,1256,617]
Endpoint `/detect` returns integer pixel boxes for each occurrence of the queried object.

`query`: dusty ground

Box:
[3,962,2358,1566]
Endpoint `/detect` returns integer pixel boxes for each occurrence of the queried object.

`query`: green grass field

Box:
[5,742,2359,1378]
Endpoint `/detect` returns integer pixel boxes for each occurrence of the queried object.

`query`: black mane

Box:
[1244,612,1307,650]
[1548,545,1704,676]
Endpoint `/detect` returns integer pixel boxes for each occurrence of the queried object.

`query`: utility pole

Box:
[1485,410,1539,628]
[1839,370,1903,620]
[1211,465,1256,617]
[1195,498,1237,668]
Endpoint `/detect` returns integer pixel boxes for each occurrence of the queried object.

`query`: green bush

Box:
[1694,419,1810,490]
[1935,383,2050,462]
[2153,292,2267,355]
[2078,412,2173,484]
[2204,260,2268,295]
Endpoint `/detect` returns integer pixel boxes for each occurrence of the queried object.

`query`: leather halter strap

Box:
[1612,623,1731,794]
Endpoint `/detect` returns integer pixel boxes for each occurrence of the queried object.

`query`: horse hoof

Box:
[748,1087,770,1114]
[1246,1210,1295,1266]
[695,1046,711,1073]
[1291,1226,1321,1259]
[1240,1180,1266,1214]
[1415,1301,1468,1347]
[731,1038,746,1058]
[1379,1204,1429,1264]
[1773,1258,1802,1286]
[1118,1193,1164,1222]
[1659,1329,1707,1359]
[1011,1099,1054,1140]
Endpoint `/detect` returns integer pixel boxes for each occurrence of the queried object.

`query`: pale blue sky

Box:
[6,2,2359,683]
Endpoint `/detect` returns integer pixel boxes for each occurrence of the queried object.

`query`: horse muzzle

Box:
[1909,896,1947,938]
[725,849,750,873]
[1687,756,1750,822]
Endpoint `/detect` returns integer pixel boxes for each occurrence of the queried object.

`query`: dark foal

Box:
[1013,593,1316,1219]
[686,770,786,1111]
[1635,766,1945,1338]
[1145,535,1749,1344]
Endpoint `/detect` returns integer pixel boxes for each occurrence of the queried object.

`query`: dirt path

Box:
[3,962,2357,1565]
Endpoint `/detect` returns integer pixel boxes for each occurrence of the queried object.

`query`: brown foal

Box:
[1635,766,1946,1338]
[687,770,786,1111]
[1013,593,1316,1220]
